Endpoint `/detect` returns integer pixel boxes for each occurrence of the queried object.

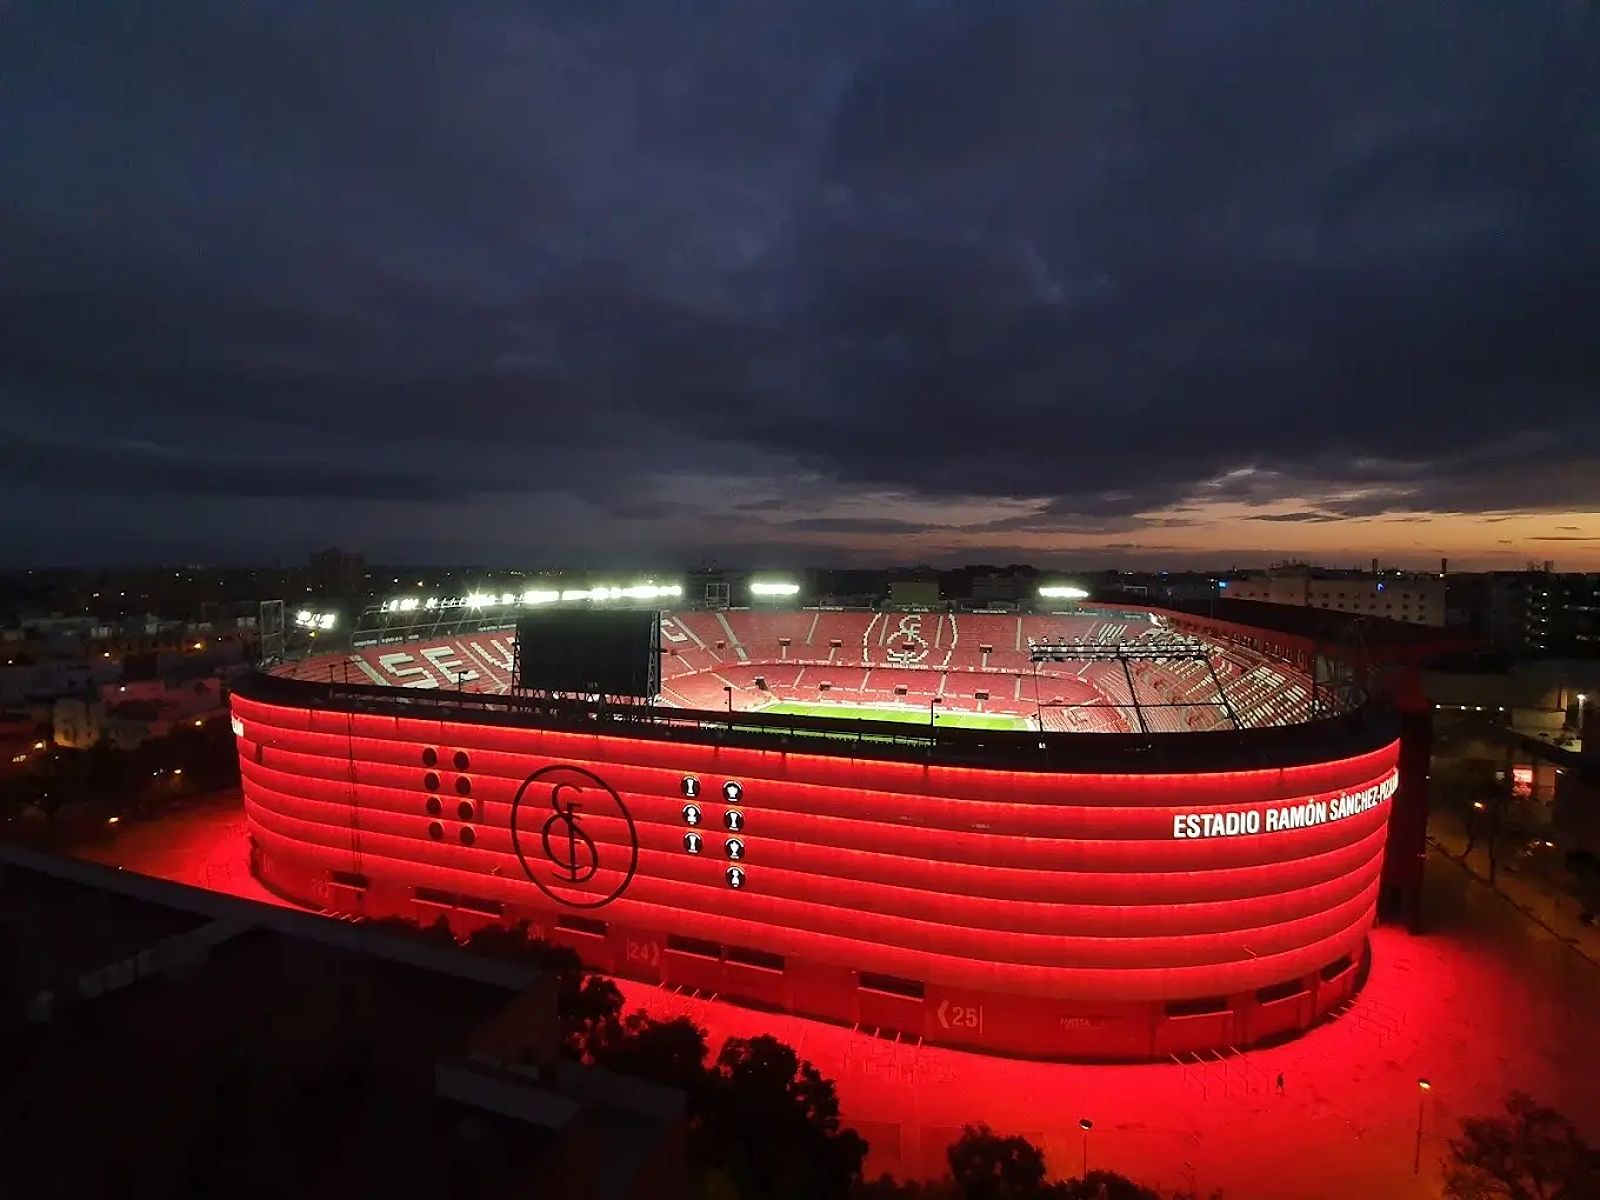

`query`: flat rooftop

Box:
[0,847,685,1200]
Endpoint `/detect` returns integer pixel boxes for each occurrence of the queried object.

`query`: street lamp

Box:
[1079,1118,1093,1180]
[1414,1078,1432,1175]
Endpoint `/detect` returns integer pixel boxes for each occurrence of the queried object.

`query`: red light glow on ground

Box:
[80,793,1600,1199]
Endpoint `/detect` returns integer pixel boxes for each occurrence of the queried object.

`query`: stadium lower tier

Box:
[231,685,1398,1061]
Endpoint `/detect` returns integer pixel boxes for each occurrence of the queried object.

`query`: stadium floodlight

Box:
[622,583,681,600]
[295,610,314,625]
[424,598,439,609]
[521,589,560,605]
[751,580,801,597]
[464,591,494,608]
[558,583,681,602]
[1039,585,1090,600]
[499,592,516,605]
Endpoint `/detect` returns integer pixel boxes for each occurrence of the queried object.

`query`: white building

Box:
[1225,570,1446,626]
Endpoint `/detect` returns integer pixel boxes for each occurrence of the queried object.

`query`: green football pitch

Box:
[758,700,1029,732]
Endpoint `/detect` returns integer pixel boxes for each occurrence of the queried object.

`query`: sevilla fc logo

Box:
[511,764,638,909]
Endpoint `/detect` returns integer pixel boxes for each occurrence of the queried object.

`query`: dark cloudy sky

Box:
[3,2,1598,570]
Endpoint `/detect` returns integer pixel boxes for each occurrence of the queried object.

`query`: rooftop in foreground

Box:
[0,844,686,1200]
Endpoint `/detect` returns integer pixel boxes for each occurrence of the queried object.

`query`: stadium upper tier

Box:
[272,609,1317,734]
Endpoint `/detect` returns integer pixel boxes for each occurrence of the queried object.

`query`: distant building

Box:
[1552,705,1600,854]
[0,655,119,707]
[1100,571,1227,605]
[309,547,367,600]
[0,713,47,776]
[1423,658,1596,743]
[53,677,225,750]
[1469,572,1600,657]
[1225,568,1446,627]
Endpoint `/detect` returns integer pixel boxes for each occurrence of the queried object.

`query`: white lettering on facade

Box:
[1171,770,1398,839]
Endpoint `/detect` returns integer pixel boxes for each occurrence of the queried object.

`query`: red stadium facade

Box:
[232,607,1403,1059]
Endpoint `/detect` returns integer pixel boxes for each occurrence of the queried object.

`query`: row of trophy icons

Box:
[682,775,745,887]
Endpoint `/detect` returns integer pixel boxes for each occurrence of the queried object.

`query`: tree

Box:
[1431,756,1499,858]
[1062,1170,1163,1199]
[946,1124,1052,1199]
[939,1126,1184,1200]
[1444,1091,1600,1199]
[588,1010,710,1095]
[855,1175,959,1199]
[460,921,624,1056]
[83,737,130,796]
[1566,849,1600,922]
[700,1034,868,1200]
[365,914,456,946]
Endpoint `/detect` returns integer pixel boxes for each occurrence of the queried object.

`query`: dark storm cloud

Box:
[0,431,466,501]
[777,516,933,535]
[1,0,1597,563]
[1248,512,1341,524]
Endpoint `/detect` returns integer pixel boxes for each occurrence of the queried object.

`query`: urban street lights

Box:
[1414,1078,1432,1175]
[1079,1118,1093,1180]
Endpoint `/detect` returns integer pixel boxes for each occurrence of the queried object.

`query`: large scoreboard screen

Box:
[515,609,661,698]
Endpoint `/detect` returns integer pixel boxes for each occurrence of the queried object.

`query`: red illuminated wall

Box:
[232,686,1398,1059]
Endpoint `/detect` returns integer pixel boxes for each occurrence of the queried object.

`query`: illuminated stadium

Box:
[234,585,1410,1061]
[275,593,1324,733]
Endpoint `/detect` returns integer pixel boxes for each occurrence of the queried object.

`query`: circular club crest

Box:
[511,764,638,910]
